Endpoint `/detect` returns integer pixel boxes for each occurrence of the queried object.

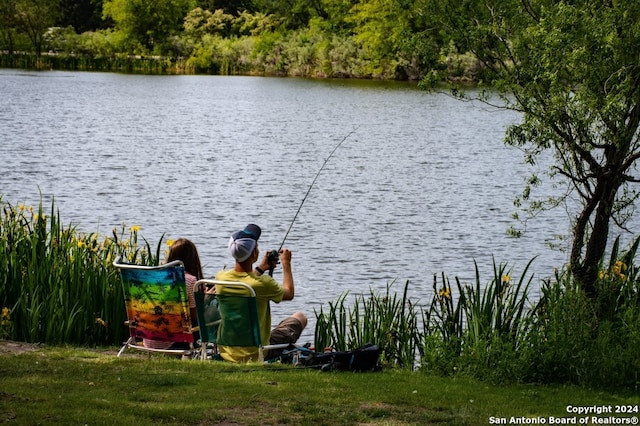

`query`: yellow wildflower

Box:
[166,239,175,248]
[130,225,141,233]
[612,261,627,280]
[95,318,106,327]
[438,288,451,300]
[1,307,11,327]
[77,240,86,249]
[502,275,511,283]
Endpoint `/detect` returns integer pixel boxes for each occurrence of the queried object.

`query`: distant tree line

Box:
[0,0,480,80]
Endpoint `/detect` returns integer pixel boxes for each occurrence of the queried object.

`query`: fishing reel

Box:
[266,249,280,276]
[267,249,280,265]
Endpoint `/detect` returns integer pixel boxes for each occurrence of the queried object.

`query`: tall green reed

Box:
[420,273,465,375]
[0,196,164,345]
[461,258,533,347]
[420,259,533,378]
[423,272,465,355]
[314,280,422,368]
[595,235,640,321]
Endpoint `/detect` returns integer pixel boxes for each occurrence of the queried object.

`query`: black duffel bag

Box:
[299,343,382,372]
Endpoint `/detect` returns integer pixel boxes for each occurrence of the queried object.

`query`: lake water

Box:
[1,69,635,339]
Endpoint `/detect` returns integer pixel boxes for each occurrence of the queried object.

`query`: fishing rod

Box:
[267,126,359,275]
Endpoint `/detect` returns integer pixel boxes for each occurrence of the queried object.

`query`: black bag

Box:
[299,343,382,372]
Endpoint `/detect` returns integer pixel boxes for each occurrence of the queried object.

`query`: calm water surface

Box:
[2,69,635,338]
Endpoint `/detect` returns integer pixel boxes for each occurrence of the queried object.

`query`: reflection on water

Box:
[1,70,635,341]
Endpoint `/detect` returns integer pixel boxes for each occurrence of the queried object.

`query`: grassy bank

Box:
[1,343,637,426]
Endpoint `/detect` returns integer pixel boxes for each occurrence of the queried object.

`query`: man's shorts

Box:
[269,316,304,346]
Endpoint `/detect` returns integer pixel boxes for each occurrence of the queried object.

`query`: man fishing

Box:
[215,224,307,363]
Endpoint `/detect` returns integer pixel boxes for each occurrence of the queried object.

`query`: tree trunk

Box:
[570,174,620,299]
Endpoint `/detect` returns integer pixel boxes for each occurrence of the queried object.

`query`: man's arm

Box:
[280,249,294,300]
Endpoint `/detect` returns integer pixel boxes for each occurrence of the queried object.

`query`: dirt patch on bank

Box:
[0,340,43,355]
[0,340,148,357]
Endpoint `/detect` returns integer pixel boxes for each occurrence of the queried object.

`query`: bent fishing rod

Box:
[267,126,359,275]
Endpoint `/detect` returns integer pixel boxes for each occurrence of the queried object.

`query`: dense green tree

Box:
[422,0,640,298]
[319,0,354,30]
[349,0,409,76]
[196,0,256,15]
[254,0,325,29]
[58,0,105,32]
[11,0,60,56]
[348,0,437,78]
[348,0,406,58]
[0,0,19,53]
[102,0,194,53]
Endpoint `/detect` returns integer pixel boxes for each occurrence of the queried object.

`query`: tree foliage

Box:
[1,0,441,79]
[422,0,640,298]
[253,0,326,29]
[102,0,194,53]
[0,0,19,53]
[348,0,438,79]
[58,0,105,32]
[1,0,60,55]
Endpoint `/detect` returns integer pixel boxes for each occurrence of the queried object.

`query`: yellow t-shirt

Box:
[214,269,284,362]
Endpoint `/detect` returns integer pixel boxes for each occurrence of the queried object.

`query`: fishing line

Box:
[278,126,359,251]
[267,126,359,274]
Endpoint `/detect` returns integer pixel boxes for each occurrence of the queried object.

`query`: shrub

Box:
[520,237,640,389]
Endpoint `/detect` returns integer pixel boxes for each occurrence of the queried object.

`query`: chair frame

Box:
[195,279,289,362]
[113,256,198,358]
[192,280,222,360]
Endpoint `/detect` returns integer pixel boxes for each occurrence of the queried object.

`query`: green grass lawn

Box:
[0,342,637,425]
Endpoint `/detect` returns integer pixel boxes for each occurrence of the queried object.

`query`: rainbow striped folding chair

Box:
[113,256,197,358]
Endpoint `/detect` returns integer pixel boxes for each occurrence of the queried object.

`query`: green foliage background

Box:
[0,0,450,79]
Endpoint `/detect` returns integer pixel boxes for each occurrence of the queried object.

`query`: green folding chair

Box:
[113,256,197,358]
[193,280,222,360]
[194,279,290,362]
